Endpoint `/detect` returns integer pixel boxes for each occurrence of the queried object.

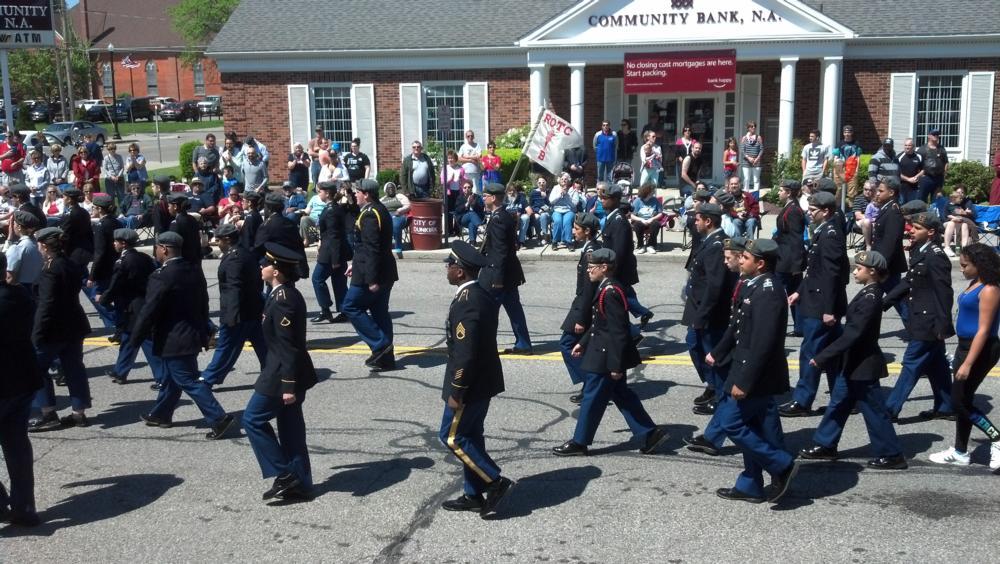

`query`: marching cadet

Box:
[255,192,309,278]
[599,183,654,335]
[8,184,45,238]
[200,223,267,388]
[773,180,806,336]
[243,243,317,502]
[479,182,533,355]
[0,250,43,526]
[682,202,735,415]
[59,187,94,270]
[799,250,907,469]
[130,231,236,439]
[311,182,352,324]
[883,212,955,420]
[871,178,908,320]
[343,179,398,372]
[6,211,44,297]
[781,191,849,417]
[560,212,602,404]
[167,193,203,266]
[552,248,669,457]
[27,227,92,431]
[86,194,122,332]
[708,239,798,504]
[100,228,162,387]
[438,240,514,518]
[239,190,263,253]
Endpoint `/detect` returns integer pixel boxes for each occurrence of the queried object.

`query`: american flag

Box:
[121,54,140,69]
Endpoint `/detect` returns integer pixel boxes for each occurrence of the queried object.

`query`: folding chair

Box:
[974,205,1000,250]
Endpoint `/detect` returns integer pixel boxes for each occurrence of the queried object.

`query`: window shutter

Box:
[737,74,761,131]
[464,82,489,143]
[351,83,377,176]
[604,78,623,129]
[399,83,423,157]
[287,85,311,150]
[964,71,995,164]
[888,73,916,142]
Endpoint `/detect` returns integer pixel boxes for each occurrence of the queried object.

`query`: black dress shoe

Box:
[639,312,654,331]
[60,413,89,428]
[641,427,669,454]
[27,411,61,432]
[767,460,800,502]
[330,312,348,323]
[481,476,515,517]
[110,372,127,385]
[367,347,396,372]
[310,311,334,323]
[107,332,121,344]
[140,413,172,428]
[632,334,645,347]
[693,387,715,406]
[692,402,716,416]
[918,409,957,421]
[263,473,301,500]
[150,382,164,391]
[716,487,765,504]
[778,401,811,417]
[276,484,313,501]
[552,440,588,456]
[683,434,720,456]
[206,414,236,440]
[441,494,484,512]
[786,330,803,338]
[799,444,838,460]
[868,455,908,470]
[501,347,533,355]
[569,393,583,404]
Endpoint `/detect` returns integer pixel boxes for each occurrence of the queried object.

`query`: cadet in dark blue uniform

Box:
[243,243,318,502]
[438,241,514,518]
[0,251,43,526]
[682,202,735,414]
[344,179,399,371]
[200,223,267,387]
[254,192,309,278]
[884,212,955,420]
[167,193,204,267]
[479,182,533,355]
[27,227,93,431]
[310,182,352,324]
[710,239,798,504]
[130,231,236,439]
[100,228,163,386]
[552,248,669,457]
[782,191,848,417]
[239,190,263,253]
[871,178,909,321]
[560,212,601,404]
[85,194,122,330]
[599,184,653,335]
[59,187,94,270]
[799,251,907,469]
[773,180,806,336]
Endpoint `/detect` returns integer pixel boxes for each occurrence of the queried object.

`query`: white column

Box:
[528,63,549,116]
[569,62,586,132]
[820,56,843,145]
[777,57,798,158]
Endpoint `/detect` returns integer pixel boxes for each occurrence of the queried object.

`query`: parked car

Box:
[151,96,177,112]
[197,95,222,117]
[85,103,113,122]
[75,99,103,110]
[160,100,201,122]
[43,121,107,146]
[29,101,61,122]
[113,97,154,122]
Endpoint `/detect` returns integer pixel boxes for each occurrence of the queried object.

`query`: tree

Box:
[7,45,91,103]
[169,0,240,66]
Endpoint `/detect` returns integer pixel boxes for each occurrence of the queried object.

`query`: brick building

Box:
[72,0,221,103]
[207,0,999,186]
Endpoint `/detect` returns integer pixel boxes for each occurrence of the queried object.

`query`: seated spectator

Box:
[380,182,410,257]
[80,180,97,217]
[41,184,64,225]
[522,176,551,246]
[217,185,245,225]
[300,184,329,246]
[282,181,307,221]
[850,179,878,249]
[188,178,218,225]
[630,183,664,254]
[712,189,738,238]
[118,182,152,229]
[124,142,147,186]
[548,173,584,250]
[504,183,528,244]
[46,144,69,192]
[942,185,978,256]
[24,150,50,203]
[725,176,760,238]
[454,179,484,245]
[70,145,100,190]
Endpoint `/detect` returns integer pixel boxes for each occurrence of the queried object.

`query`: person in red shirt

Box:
[725,176,760,238]
[0,130,27,185]
[70,145,100,190]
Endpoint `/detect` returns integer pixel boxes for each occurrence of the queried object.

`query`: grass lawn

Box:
[147,165,182,180]
[32,119,223,137]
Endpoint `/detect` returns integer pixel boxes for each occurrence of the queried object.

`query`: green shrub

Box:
[851,154,872,190]
[178,140,200,180]
[944,160,993,203]
[495,148,529,184]
[376,168,399,187]
[764,138,804,190]
[761,186,781,205]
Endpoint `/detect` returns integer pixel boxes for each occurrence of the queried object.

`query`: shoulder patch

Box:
[763,278,773,289]
[455,321,466,340]
[275,288,286,301]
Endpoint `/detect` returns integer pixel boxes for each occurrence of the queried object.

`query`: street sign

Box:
[437,104,452,136]
[0,0,56,48]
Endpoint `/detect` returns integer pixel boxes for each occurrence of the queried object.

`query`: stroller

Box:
[612,160,635,187]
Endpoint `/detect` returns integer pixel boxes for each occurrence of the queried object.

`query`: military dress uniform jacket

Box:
[884,242,955,341]
[774,200,806,274]
[711,275,748,367]
[317,202,353,267]
[254,213,309,277]
[442,281,504,403]
[560,239,601,333]
[170,212,203,266]
[813,284,888,381]
[99,248,156,331]
[60,204,94,267]
[217,246,264,327]
[239,208,263,254]
[478,208,525,290]
[130,257,210,357]
[91,215,122,282]
[18,201,46,230]
[0,282,43,398]
[871,201,907,276]
[257,283,317,398]
[351,201,398,286]
[579,278,641,374]
[600,208,639,286]
[33,254,91,345]
[798,219,849,319]
[681,229,732,330]
[711,273,790,398]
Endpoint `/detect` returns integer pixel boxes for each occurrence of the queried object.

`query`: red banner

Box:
[624,50,736,94]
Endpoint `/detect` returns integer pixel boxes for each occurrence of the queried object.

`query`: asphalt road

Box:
[3,256,999,562]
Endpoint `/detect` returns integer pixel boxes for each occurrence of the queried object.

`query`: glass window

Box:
[312,86,353,151]
[193,62,205,96]
[102,63,112,97]
[145,61,158,96]
[424,84,465,152]
[916,74,962,148]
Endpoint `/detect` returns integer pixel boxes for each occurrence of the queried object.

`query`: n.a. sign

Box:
[0,1,55,48]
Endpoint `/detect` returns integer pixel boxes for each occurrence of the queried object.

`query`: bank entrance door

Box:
[633,94,720,186]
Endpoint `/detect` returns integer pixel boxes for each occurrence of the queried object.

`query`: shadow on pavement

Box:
[315,456,435,498]
[489,465,602,520]
[771,461,863,511]
[97,398,184,430]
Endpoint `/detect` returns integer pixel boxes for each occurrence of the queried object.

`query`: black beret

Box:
[697,203,724,217]
[63,187,82,199]
[358,179,380,195]
[780,179,802,193]
[92,194,115,209]
[244,191,262,203]
[603,184,623,198]
[156,231,184,248]
[723,236,748,252]
[214,223,239,239]
[35,226,64,244]
[910,212,943,232]
[316,181,336,192]
[166,193,189,206]
[444,240,490,270]
[264,192,285,207]
[588,248,616,264]
[745,238,779,260]
[714,190,735,208]
[900,200,927,216]
[9,183,29,198]
[573,212,600,232]
[13,210,41,229]
[809,191,837,209]
[484,183,506,196]
[113,228,139,244]
[855,250,888,272]
[153,175,172,186]
[693,189,712,202]
[816,177,837,194]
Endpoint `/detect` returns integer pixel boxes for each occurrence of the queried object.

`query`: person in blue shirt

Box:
[521,177,551,247]
[630,183,664,254]
[592,121,618,184]
[188,178,218,225]
[503,183,528,243]
[221,165,239,194]
[282,182,307,222]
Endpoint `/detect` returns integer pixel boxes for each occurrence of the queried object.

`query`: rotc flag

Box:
[523,109,584,175]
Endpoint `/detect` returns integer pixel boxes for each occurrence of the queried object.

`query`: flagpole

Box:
[505,106,546,190]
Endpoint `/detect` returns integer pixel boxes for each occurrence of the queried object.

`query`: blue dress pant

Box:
[560,331,586,385]
[34,340,90,412]
[439,399,500,496]
[704,393,780,449]
[813,375,902,457]
[149,355,227,426]
[114,330,165,384]
[884,339,954,417]
[573,371,656,446]
[243,390,312,489]
[881,274,910,323]
[83,280,117,329]
[201,319,267,386]
[716,395,794,499]
[686,326,725,399]
[792,316,843,409]
[0,393,35,515]
[625,285,650,318]
[777,272,802,333]
[312,262,348,313]
[343,282,394,352]
[491,287,532,351]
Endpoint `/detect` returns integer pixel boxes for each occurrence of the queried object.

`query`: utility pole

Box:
[60,0,75,115]
[53,47,67,121]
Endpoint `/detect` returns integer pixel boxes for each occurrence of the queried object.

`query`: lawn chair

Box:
[974,204,1000,250]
